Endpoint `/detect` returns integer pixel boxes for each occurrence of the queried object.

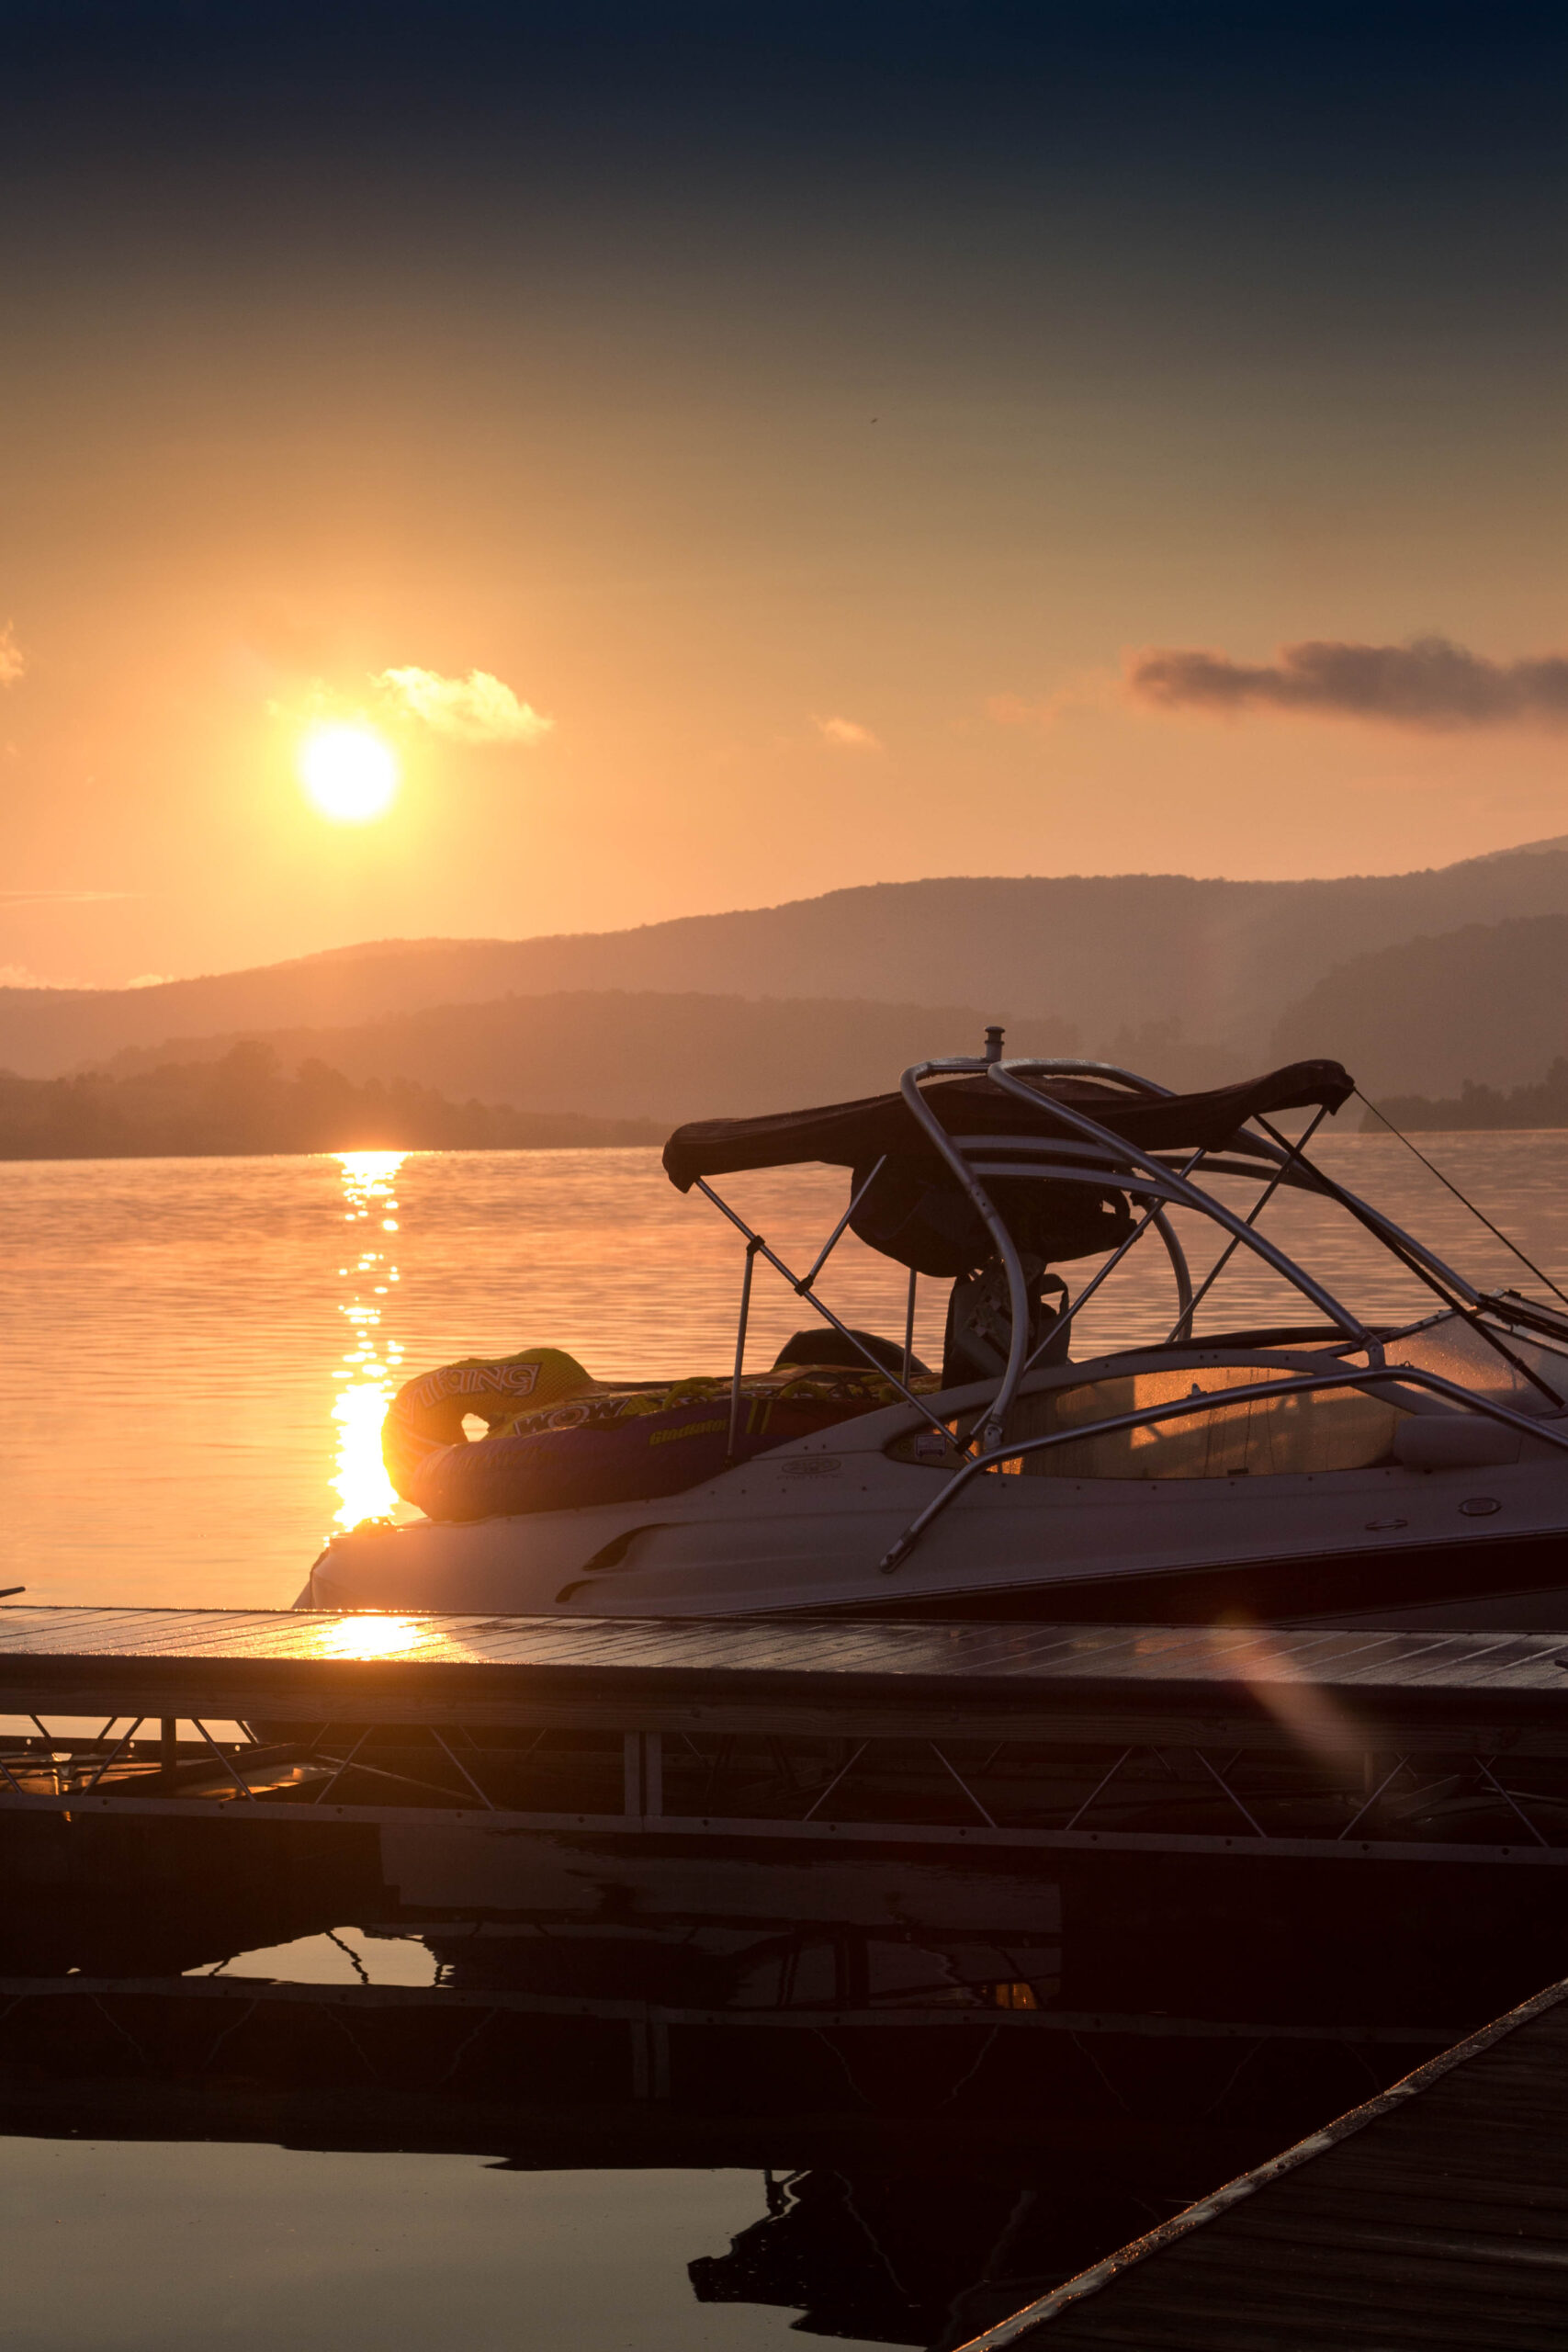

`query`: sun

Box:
[298,723,399,823]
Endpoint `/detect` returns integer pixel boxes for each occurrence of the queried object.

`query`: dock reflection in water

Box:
[3,1816,1549,2351]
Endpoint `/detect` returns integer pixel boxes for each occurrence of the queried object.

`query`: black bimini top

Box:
[662,1060,1355,1192]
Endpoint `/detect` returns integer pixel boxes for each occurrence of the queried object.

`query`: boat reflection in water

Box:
[4,1815,1557,2349]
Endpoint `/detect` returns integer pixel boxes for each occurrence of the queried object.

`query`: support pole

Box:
[901,1265,918,1385]
[727,1237,762,1459]
[630,2018,671,2100]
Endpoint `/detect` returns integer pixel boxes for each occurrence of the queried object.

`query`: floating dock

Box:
[6,1606,1568,1863]
[7,1609,1568,2342]
[967,1971,1568,2349]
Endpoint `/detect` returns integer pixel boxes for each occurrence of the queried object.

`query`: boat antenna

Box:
[1355,1087,1568,1312]
[984,1023,1005,1064]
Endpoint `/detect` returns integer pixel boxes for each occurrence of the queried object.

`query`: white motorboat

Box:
[302,1038,1568,1629]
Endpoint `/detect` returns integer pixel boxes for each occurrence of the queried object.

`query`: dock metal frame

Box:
[9,1728,1568,1866]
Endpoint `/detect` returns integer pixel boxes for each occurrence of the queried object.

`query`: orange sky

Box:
[1,5,1562,988]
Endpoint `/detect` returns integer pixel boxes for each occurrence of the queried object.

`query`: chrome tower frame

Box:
[688,1041,1568,1577]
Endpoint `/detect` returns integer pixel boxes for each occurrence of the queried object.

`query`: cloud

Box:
[1126,636,1568,730]
[816,716,883,750]
[0,625,25,687]
[378,665,553,744]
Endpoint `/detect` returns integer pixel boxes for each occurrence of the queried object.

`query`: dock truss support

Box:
[8,1714,1568,1868]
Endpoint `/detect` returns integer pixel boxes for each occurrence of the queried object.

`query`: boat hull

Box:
[305,1393,1568,1632]
[836,1526,1568,1630]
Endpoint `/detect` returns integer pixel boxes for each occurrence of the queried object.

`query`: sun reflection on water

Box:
[330,1152,407,1532]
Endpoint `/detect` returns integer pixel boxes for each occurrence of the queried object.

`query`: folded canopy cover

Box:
[663,1060,1356,1278]
[662,1060,1356,1193]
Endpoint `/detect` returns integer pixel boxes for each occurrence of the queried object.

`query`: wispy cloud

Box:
[985,669,1121,732]
[816,715,883,750]
[0,625,26,687]
[1126,636,1568,730]
[986,690,1079,731]
[378,666,553,745]
[0,965,75,989]
[987,693,1053,730]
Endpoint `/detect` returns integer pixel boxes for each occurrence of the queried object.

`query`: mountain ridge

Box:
[6,838,1568,1080]
[1273,912,1568,1095]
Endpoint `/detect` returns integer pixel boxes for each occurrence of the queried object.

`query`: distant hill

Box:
[0,1044,663,1160]
[1273,914,1568,1097]
[101,993,1085,1124]
[7,837,1568,1079]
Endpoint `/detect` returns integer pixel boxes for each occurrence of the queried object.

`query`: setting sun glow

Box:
[299,723,400,823]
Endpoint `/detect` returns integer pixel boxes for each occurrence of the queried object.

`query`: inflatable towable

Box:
[382,1343,936,1524]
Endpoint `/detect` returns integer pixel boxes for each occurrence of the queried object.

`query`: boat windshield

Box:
[893,1363,1407,1481]
[1370,1313,1568,1418]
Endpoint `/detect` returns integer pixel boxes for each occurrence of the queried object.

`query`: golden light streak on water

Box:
[330,1152,408,1532]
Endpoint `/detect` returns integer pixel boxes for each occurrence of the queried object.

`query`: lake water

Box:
[4,1132,1566,2349]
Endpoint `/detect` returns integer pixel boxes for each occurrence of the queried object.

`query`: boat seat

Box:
[773,1326,931,1378]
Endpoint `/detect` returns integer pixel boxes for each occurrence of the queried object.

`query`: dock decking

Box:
[7,1606,1568,1736]
[964,1973,1568,2349]
[6,1607,1568,1861]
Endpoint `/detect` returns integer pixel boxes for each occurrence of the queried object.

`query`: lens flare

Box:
[299,723,399,822]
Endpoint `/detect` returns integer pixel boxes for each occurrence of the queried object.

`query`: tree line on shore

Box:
[6,1035,1566,1159]
[0,1043,663,1159]
[1363,1058,1568,1132]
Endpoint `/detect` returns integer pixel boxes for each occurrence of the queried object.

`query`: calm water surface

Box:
[4,1133,1565,2349]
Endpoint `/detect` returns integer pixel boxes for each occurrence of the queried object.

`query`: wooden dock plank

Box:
[961,1975,1568,2348]
[6,1605,1568,1694]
